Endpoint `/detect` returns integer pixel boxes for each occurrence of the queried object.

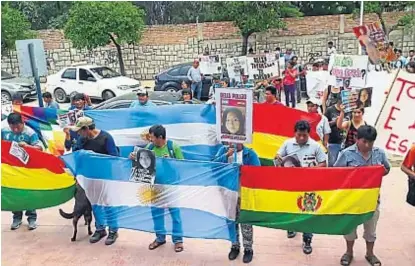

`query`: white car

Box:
[45,65,141,103]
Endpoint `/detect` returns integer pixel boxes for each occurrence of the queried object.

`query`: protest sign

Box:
[215,88,253,144]
[226,56,248,83]
[130,147,156,185]
[9,141,29,165]
[328,54,369,88]
[198,55,222,75]
[306,71,329,101]
[57,110,84,128]
[341,87,373,113]
[353,22,396,64]
[376,70,415,156]
[247,54,280,80]
[1,102,13,117]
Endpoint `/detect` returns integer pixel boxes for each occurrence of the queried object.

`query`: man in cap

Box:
[187,60,203,100]
[67,116,119,245]
[306,98,331,150]
[129,88,156,108]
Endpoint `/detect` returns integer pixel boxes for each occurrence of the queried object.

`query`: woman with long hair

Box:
[221,107,245,135]
[336,105,367,149]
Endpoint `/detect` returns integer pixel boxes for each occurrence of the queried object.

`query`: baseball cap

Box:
[306,98,321,106]
[136,88,148,96]
[68,117,94,132]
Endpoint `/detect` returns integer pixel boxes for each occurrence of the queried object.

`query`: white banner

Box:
[215,88,253,144]
[376,70,415,156]
[198,55,222,75]
[247,54,280,80]
[306,71,329,101]
[328,54,369,88]
[226,56,248,83]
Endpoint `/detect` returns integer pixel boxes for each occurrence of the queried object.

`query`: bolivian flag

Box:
[1,140,75,211]
[247,104,322,166]
[239,165,384,235]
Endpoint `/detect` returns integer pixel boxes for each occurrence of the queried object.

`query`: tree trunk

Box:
[109,34,126,76]
[241,30,255,56]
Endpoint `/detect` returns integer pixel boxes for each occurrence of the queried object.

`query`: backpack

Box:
[147,140,176,158]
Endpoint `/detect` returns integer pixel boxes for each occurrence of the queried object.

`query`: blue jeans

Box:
[152,207,183,244]
[328,143,342,167]
[191,81,203,100]
[13,210,37,222]
[95,223,118,233]
[284,84,296,108]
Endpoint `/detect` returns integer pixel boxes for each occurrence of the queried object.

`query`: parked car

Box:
[45,65,141,103]
[1,71,37,103]
[154,62,213,100]
[93,90,202,110]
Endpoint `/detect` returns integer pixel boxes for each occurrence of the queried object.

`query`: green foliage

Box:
[212,1,302,36]
[64,2,145,49]
[1,4,35,51]
[5,1,73,30]
[293,1,356,16]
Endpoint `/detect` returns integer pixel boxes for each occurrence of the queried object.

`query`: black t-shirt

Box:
[80,130,118,156]
[324,106,342,144]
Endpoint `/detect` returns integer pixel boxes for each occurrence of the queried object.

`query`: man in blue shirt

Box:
[1,113,43,231]
[42,92,60,109]
[129,88,156,108]
[64,93,93,152]
[334,125,390,266]
[67,116,119,245]
[213,142,260,263]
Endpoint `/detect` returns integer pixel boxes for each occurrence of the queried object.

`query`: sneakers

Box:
[287,231,297,238]
[243,250,254,263]
[89,230,107,243]
[228,246,240,260]
[28,220,37,230]
[302,238,313,255]
[105,231,118,246]
[10,220,22,230]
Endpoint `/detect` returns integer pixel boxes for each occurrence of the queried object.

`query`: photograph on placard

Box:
[130,148,156,185]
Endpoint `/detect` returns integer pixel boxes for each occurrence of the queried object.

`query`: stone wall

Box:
[1,12,414,80]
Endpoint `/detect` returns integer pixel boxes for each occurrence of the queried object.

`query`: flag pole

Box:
[358,0,364,55]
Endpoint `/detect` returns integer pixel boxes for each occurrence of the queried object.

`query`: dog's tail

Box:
[59,209,75,219]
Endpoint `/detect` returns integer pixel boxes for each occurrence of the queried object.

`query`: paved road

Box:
[2,168,414,266]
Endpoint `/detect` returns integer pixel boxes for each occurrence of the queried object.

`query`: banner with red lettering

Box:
[376,70,415,156]
[328,54,369,88]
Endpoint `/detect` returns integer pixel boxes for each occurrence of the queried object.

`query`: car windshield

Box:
[90,67,121,78]
[1,71,14,80]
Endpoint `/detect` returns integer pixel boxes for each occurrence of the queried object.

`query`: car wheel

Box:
[102,90,115,101]
[54,88,68,103]
[165,87,178,93]
[1,91,12,104]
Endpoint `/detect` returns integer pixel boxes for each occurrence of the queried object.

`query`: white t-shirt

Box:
[316,115,331,142]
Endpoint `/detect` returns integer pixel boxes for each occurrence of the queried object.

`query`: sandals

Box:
[174,242,184,253]
[340,253,353,266]
[148,240,166,250]
[365,255,382,266]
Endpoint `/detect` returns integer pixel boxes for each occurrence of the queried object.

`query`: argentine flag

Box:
[85,104,220,161]
[62,150,239,242]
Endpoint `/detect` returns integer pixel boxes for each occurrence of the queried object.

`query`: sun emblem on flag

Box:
[137,185,162,206]
[297,192,322,212]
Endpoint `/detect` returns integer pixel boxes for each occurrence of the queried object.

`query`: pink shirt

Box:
[284,69,297,85]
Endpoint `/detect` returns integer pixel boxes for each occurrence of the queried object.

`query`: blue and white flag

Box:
[62,150,239,242]
[85,104,220,161]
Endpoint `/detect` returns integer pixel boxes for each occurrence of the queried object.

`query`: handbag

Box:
[406,178,415,206]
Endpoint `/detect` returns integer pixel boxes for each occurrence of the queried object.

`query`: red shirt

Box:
[284,69,297,85]
[403,144,415,170]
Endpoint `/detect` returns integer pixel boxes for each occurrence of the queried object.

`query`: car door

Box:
[60,68,78,96]
[78,68,100,98]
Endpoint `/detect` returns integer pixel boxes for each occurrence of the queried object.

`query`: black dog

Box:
[59,183,93,241]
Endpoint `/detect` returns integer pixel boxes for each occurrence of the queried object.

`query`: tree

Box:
[1,4,35,51]
[212,2,302,55]
[64,2,145,75]
[353,1,411,36]
[292,1,356,16]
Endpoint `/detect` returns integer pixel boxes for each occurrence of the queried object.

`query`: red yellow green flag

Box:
[239,165,384,234]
